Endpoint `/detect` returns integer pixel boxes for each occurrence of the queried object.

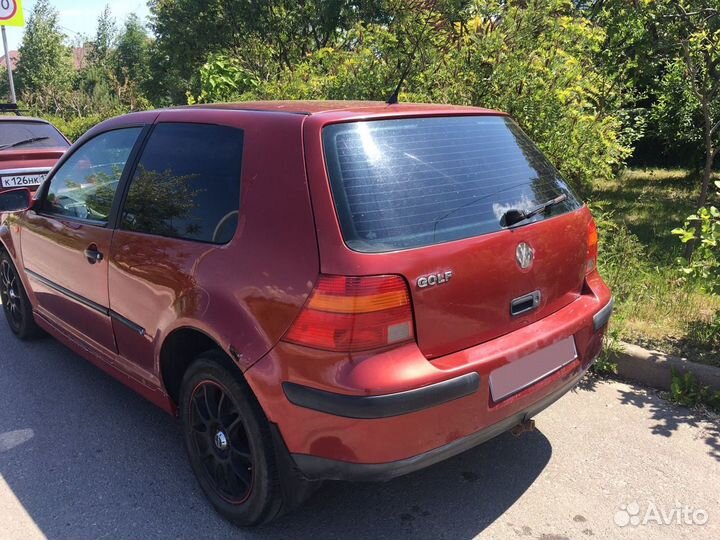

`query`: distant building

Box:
[0,47,88,71]
[71,46,88,70]
[0,50,19,71]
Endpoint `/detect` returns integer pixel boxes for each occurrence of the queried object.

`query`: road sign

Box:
[0,0,24,27]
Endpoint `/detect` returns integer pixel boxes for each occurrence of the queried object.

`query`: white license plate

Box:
[1,174,46,188]
[489,337,578,402]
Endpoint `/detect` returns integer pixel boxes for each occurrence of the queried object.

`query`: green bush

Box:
[672,181,720,295]
[670,367,720,410]
[41,114,113,142]
[187,54,259,104]
[592,203,649,302]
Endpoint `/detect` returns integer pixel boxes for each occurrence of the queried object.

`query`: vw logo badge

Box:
[214,430,229,450]
[516,242,534,270]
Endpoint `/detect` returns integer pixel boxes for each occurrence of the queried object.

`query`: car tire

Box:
[179,351,316,526]
[0,251,42,340]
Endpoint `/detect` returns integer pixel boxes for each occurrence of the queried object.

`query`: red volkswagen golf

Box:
[0,102,612,526]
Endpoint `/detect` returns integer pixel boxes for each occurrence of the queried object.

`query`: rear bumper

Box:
[282,372,481,419]
[290,364,587,481]
[245,274,612,480]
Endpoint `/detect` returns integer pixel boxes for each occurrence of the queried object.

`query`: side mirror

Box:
[0,188,33,213]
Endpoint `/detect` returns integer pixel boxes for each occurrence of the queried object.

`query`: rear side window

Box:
[0,121,69,149]
[323,116,581,253]
[120,123,243,244]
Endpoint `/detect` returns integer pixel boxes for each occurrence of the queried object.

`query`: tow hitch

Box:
[510,418,536,437]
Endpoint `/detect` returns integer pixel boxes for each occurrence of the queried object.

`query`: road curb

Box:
[611,342,720,393]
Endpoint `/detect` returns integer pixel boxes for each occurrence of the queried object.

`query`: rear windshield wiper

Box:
[501,193,568,228]
[0,136,50,150]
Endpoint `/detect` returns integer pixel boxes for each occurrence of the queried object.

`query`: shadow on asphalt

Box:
[0,328,553,540]
[615,385,720,463]
[577,369,720,462]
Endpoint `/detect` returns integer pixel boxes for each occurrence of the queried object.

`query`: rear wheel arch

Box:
[159,326,243,406]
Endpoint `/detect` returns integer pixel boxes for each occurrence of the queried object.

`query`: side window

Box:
[120,123,243,244]
[43,128,142,223]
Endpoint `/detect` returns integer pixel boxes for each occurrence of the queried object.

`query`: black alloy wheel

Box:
[0,258,23,332]
[0,253,40,339]
[180,353,318,526]
[188,379,254,503]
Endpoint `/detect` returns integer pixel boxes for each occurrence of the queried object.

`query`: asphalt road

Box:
[1,320,719,540]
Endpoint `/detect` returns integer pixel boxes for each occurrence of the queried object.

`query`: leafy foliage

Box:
[113,14,152,108]
[670,367,720,410]
[14,0,74,96]
[89,5,117,68]
[187,55,259,105]
[40,114,110,142]
[147,0,392,104]
[187,0,632,191]
[673,181,720,293]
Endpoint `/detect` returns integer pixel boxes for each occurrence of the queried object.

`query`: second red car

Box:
[0,112,70,193]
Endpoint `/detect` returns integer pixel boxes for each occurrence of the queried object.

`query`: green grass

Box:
[592,168,720,367]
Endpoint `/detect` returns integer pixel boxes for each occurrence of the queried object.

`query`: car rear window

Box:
[323,115,582,253]
[0,121,68,149]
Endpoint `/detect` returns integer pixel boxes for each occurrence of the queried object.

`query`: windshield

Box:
[0,121,69,150]
[323,115,582,253]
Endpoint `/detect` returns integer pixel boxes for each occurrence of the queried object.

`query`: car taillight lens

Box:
[586,218,599,274]
[284,274,415,352]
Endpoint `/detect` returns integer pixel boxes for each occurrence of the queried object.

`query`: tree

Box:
[89,5,117,67]
[191,0,630,190]
[439,0,633,189]
[113,15,152,108]
[673,4,719,207]
[14,0,74,95]
[76,5,119,112]
[0,65,9,100]
[586,1,663,165]
[653,1,719,256]
[148,0,392,103]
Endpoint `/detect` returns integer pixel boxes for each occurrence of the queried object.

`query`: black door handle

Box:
[510,290,541,317]
[84,245,104,264]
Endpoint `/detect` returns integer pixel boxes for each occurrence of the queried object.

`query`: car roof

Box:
[0,115,54,124]
[94,101,508,137]
[176,100,501,117]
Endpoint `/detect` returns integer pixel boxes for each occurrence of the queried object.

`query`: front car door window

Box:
[20,127,143,354]
[43,128,141,224]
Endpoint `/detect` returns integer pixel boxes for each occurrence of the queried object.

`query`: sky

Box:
[3,0,150,52]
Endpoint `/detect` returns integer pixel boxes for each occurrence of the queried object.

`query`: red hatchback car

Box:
[0,114,70,192]
[0,101,612,525]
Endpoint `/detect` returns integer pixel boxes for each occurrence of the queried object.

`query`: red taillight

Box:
[586,218,599,274]
[284,275,415,352]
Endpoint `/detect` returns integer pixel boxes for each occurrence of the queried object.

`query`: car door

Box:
[20,127,145,354]
[108,117,244,380]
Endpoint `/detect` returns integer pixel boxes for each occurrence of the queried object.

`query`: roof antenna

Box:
[386,10,435,105]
